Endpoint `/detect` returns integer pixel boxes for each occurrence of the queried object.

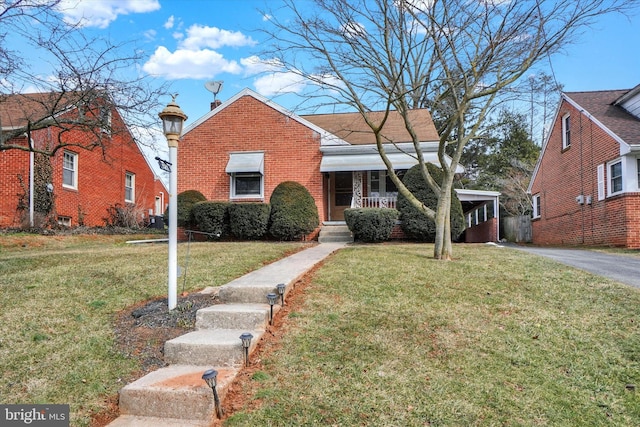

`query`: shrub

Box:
[344,208,399,243]
[103,203,145,229]
[191,201,231,238]
[228,203,271,239]
[165,190,206,227]
[269,181,319,240]
[397,164,465,242]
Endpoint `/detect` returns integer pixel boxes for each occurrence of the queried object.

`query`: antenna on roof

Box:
[205,81,223,101]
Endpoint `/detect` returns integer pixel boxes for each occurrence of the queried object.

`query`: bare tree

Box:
[0,0,168,156]
[262,0,636,260]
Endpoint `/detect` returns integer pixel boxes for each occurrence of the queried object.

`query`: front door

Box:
[330,172,352,221]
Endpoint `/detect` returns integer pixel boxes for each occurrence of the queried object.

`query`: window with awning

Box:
[226,152,264,199]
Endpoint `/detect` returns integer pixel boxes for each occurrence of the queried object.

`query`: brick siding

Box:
[530,100,640,248]
[178,95,326,222]
[0,110,165,228]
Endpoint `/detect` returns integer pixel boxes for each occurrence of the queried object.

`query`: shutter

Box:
[597,164,605,201]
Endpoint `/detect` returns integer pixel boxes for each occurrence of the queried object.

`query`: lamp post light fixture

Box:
[276,283,286,306]
[202,369,223,419]
[239,332,253,367]
[159,95,187,311]
[266,292,277,325]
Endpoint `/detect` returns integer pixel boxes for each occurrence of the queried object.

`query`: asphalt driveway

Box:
[506,244,640,289]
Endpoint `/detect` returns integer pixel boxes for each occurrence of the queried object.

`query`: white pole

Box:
[29,150,34,227]
[168,144,178,310]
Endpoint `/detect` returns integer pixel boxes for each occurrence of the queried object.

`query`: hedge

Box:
[191,201,231,238]
[269,181,319,240]
[344,208,399,243]
[228,203,271,239]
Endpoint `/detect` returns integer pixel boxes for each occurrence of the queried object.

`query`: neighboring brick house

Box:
[528,85,640,248]
[0,92,168,228]
[179,88,499,242]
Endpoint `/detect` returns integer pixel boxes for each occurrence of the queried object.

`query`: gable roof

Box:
[301,109,439,145]
[564,89,640,146]
[528,86,640,194]
[0,92,73,130]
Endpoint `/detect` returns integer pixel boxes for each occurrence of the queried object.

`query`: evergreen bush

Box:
[191,201,231,238]
[344,208,399,243]
[165,190,207,227]
[228,203,271,239]
[397,164,465,241]
[269,181,319,240]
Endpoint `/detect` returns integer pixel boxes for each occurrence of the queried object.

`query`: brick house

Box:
[528,85,640,248]
[0,92,168,228]
[179,88,499,242]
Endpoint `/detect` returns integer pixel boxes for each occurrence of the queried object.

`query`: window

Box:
[532,194,541,219]
[609,160,623,195]
[125,172,135,203]
[637,159,640,190]
[231,173,263,198]
[62,151,78,189]
[561,114,571,149]
[58,216,72,227]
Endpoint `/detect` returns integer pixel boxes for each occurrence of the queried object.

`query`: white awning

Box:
[320,152,464,173]
[226,152,264,174]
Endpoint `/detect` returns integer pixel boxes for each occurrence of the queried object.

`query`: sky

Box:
[9,0,640,176]
[48,0,640,121]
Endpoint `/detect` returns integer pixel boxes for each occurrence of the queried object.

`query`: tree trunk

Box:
[433,180,453,260]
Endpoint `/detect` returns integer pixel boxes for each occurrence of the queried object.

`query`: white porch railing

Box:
[352,196,398,209]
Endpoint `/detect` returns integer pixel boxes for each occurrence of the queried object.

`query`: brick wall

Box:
[465,218,497,243]
[0,110,164,228]
[530,100,640,248]
[178,94,326,222]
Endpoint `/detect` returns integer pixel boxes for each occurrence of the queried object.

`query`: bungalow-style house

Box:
[178,88,499,242]
[0,92,168,228]
[528,85,640,248]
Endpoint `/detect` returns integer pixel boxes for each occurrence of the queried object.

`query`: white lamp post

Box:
[159,95,187,310]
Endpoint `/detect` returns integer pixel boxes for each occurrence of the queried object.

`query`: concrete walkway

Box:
[107,242,347,427]
[506,244,640,289]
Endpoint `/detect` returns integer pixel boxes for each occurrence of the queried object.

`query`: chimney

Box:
[211,100,222,110]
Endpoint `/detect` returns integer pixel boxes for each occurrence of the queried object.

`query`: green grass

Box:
[0,234,308,427]
[225,244,640,426]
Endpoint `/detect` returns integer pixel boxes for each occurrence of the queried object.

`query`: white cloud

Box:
[57,0,160,29]
[253,71,308,97]
[179,25,257,50]
[164,15,175,30]
[241,56,283,76]
[143,46,242,79]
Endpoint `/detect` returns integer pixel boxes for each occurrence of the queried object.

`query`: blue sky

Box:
[7,0,640,175]
[47,0,640,124]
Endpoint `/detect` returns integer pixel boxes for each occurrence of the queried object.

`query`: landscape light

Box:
[276,283,286,305]
[239,332,253,367]
[202,369,223,419]
[266,292,277,325]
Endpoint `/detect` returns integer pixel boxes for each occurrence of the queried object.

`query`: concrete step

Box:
[115,364,237,423]
[318,225,353,243]
[196,303,271,330]
[164,329,264,366]
[217,282,282,305]
[106,415,210,427]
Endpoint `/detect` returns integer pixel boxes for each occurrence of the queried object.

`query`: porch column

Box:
[353,171,363,208]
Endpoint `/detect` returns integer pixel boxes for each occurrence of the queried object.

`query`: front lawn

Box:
[226,244,640,426]
[0,234,309,426]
